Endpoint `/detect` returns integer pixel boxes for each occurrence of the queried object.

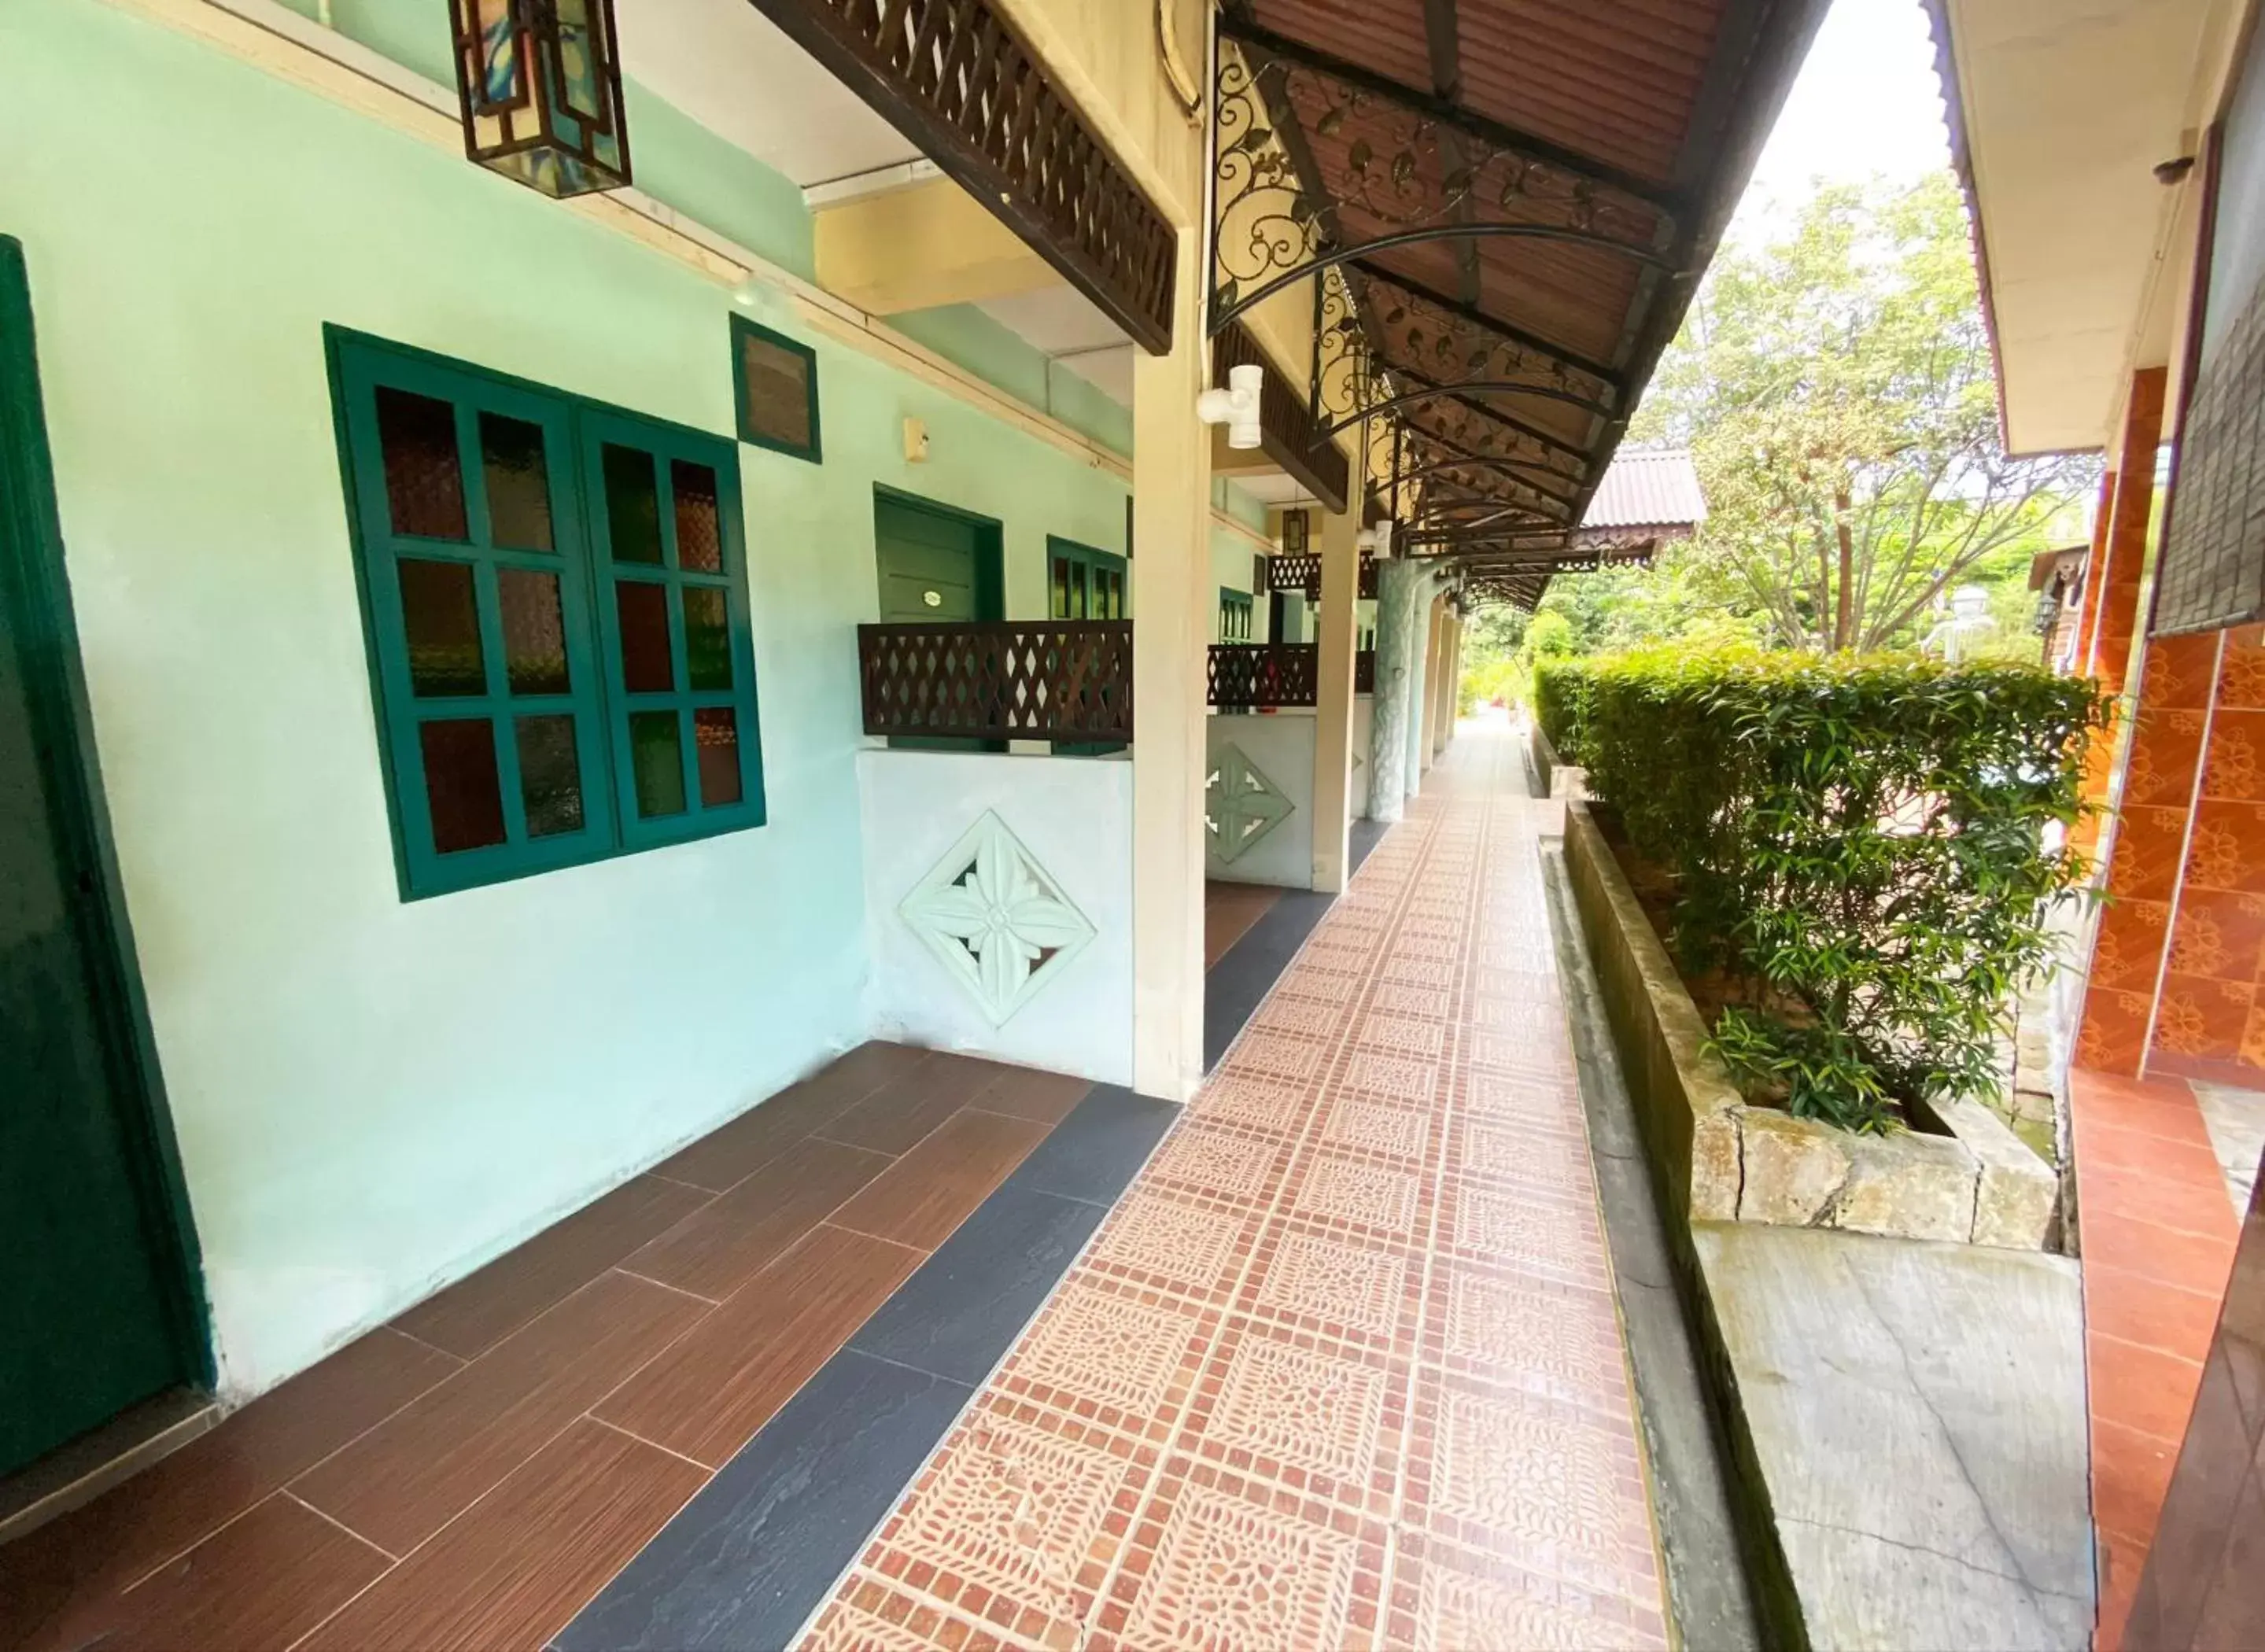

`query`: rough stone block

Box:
[1738,1108,1850,1226]
[1939,1097,2059,1250]
[1691,1109,1742,1222]
[1831,1130,1978,1243]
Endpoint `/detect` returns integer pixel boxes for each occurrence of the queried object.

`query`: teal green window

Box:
[1219,588,1254,641]
[330,330,767,898]
[1048,537,1126,620]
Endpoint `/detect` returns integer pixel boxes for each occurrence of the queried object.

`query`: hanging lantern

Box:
[448,0,631,199]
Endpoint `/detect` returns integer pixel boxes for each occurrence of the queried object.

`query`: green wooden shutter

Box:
[333,337,615,898]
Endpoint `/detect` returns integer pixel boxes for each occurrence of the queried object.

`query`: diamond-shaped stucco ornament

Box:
[900,811,1097,1025]
[1207,743,1294,863]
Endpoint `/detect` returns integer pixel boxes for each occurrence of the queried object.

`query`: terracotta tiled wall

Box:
[2082,626,2265,1082]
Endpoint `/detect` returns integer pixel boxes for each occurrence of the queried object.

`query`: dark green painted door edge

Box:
[0,237,212,1388]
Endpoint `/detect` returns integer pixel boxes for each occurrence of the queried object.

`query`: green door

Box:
[876,494,992,624]
[873,492,1002,750]
[1046,537,1127,754]
[0,238,201,1475]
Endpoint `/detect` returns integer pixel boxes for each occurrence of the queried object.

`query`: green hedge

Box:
[1544,649,2108,1132]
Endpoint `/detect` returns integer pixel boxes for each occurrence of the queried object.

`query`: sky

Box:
[1734,0,1957,234]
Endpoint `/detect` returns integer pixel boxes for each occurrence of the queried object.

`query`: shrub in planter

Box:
[1533,656,1599,762]
[1573,647,2109,1134]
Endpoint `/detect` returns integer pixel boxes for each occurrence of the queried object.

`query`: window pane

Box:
[420,718,507,853]
[602,443,663,564]
[616,580,673,692]
[682,586,732,691]
[399,558,486,697]
[515,714,584,838]
[672,459,723,573]
[499,568,570,695]
[630,710,686,817]
[1051,558,1070,621]
[375,387,468,540]
[481,412,555,551]
[694,706,743,806]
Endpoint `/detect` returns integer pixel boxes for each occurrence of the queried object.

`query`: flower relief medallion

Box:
[1208,743,1294,863]
[899,810,1096,1025]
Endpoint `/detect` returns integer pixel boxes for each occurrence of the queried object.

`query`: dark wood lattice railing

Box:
[1208,644,1378,707]
[860,621,1133,743]
[1260,551,1378,599]
[751,0,1176,355]
[1209,643,1315,708]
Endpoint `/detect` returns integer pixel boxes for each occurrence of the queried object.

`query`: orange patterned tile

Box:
[2091,899,2172,993]
[2141,634,2222,711]
[2107,804,2195,903]
[2151,974,2253,1064]
[2186,800,2265,894]
[2204,708,2265,802]
[2218,627,2265,710]
[2167,889,2265,983]
[2119,706,2205,809]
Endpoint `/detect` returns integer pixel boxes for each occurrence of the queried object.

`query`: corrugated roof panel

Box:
[1581,448,1706,528]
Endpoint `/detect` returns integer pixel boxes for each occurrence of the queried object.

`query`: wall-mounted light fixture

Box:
[1196,363,1264,449]
[448,0,632,198]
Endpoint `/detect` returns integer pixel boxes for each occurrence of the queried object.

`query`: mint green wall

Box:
[893,306,1135,459]
[0,0,1132,1396]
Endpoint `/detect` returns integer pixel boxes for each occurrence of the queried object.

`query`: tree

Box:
[1626,175,2096,654]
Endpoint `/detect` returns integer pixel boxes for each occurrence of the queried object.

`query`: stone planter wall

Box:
[1527,717,1562,795]
[1565,804,2059,1250]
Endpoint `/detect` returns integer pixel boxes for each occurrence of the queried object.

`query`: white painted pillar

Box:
[1131,229,1212,1102]
[1310,485,1361,892]
[1418,598,1443,775]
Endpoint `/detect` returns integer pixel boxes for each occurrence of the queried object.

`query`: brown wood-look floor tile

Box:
[973,1066,1093,1126]
[622,1135,895,1300]
[0,1329,458,1652]
[816,1053,1010,1156]
[830,1108,1051,1250]
[391,1174,712,1359]
[75,1492,392,1650]
[297,1419,703,1652]
[822,1039,932,1096]
[595,1222,927,1467]
[649,1080,861,1194]
[289,1271,706,1557]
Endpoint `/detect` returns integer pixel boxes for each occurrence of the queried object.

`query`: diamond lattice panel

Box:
[899,811,1097,1025]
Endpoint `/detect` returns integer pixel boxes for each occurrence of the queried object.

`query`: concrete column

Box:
[1422,599,1449,769]
[1404,584,1439,795]
[1370,560,1426,823]
[1130,228,1212,1102]
[1433,611,1459,757]
[1310,486,1361,892]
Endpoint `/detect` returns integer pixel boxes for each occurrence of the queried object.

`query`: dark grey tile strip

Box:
[559,1085,1175,1652]
[1350,815,1390,874]
[1003,1084,1177,1208]
[1204,887,1334,1070]
[556,1350,969,1652]
[847,1182,1109,1386]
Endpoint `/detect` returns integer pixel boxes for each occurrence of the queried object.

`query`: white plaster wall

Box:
[859,750,1134,1085]
[1205,711,1317,890]
[1352,695,1375,820]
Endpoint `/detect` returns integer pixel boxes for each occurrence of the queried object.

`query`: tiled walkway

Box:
[2068,1068,2246,1647]
[810,725,1668,1650]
